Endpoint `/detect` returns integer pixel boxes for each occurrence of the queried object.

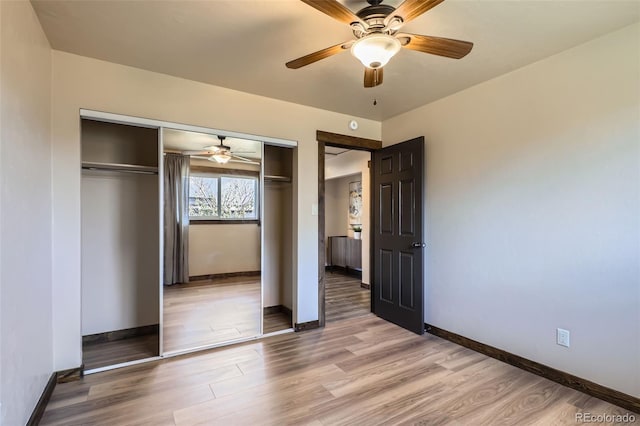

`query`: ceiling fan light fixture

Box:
[210,151,232,164]
[351,33,401,69]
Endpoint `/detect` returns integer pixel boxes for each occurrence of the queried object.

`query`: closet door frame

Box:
[260,143,265,336]
[157,128,165,354]
[80,109,297,365]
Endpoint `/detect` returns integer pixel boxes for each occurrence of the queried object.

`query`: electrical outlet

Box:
[557,328,570,347]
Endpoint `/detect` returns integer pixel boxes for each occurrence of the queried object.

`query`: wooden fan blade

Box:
[182,150,214,155]
[300,0,361,25]
[286,41,352,69]
[398,33,473,59]
[364,67,383,88]
[391,0,445,24]
[231,154,260,164]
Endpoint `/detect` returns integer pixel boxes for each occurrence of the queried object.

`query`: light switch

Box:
[311,203,318,216]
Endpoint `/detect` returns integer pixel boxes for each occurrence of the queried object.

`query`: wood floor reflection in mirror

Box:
[163,275,261,353]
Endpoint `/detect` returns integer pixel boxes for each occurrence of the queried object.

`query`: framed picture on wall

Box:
[349,181,362,224]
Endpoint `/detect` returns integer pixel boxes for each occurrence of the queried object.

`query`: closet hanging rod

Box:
[264,175,291,183]
[82,166,158,175]
[82,161,159,175]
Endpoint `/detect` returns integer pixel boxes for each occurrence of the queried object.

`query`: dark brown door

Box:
[372,137,424,334]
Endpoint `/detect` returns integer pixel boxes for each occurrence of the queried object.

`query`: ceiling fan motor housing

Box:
[357,3,394,18]
[356,3,395,29]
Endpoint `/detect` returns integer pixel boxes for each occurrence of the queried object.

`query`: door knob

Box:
[411,242,426,248]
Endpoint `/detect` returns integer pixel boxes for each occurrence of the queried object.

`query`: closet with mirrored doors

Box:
[79,111,295,372]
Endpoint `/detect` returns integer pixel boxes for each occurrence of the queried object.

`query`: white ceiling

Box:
[325,146,350,155]
[32,0,639,120]
[325,145,351,160]
[163,128,262,160]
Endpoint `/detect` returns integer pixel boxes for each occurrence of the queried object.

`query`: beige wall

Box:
[51,51,381,370]
[81,172,159,335]
[382,23,640,397]
[0,1,53,424]
[279,183,294,310]
[189,224,261,276]
[325,175,354,240]
[263,181,293,309]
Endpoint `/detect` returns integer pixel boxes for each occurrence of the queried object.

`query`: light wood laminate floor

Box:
[42,315,635,425]
[326,270,370,322]
[83,334,159,370]
[263,310,292,334]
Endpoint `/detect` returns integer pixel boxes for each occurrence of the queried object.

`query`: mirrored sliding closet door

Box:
[161,128,264,353]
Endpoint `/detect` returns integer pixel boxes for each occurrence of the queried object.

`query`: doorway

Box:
[324,147,371,322]
[317,131,381,327]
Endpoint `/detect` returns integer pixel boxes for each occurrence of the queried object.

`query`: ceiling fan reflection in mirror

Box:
[182,136,259,165]
[286,0,474,88]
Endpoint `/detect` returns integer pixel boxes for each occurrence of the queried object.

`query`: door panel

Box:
[381,155,394,174]
[372,137,424,334]
[380,249,394,302]
[399,179,415,236]
[400,150,414,172]
[380,183,394,234]
[399,251,415,309]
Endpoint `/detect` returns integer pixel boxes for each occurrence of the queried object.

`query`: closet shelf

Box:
[82,161,159,175]
[264,175,291,182]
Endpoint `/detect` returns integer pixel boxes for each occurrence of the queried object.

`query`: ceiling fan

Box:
[182,136,259,165]
[286,0,473,88]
